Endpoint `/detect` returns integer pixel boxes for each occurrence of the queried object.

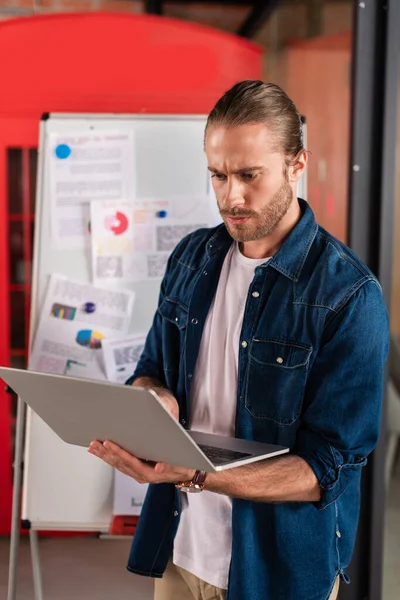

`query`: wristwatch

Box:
[175,470,207,493]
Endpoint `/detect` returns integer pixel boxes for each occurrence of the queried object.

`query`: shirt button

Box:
[336,530,341,538]
[188,373,192,379]
[241,341,248,349]
[181,418,186,425]
[252,291,260,298]
[191,318,198,325]
[276,357,284,364]
[174,511,179,517]
[203,271,208,276]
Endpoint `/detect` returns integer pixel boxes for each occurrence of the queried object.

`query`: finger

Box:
[102,440,121,452]
[92,449,145,481]
[89,449,116,468]
[91,442,126,468]
[88,442,108,459]
[154,462,167,474]
[106,447,160,482]
[103,441,139,463]
[88,441,104,453]
[89,443,128,473]
[102,442,156,476]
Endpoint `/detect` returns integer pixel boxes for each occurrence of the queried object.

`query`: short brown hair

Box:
[206,80,304,163]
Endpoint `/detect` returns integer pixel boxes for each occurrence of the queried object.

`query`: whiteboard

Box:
[22,113,307,530]
[22,114,212,530]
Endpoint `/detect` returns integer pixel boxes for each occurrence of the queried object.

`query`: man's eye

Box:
[243,173,257,180]
[212,173,226,181]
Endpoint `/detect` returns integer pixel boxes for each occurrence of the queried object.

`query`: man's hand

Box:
[88,440,195,485]
[153,388,179,420]
[88,377,188,483]
[132,376,179,420]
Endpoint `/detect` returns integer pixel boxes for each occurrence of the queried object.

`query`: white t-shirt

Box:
[173,242,268,589]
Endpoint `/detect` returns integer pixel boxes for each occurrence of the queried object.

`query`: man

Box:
[89,80,389,600]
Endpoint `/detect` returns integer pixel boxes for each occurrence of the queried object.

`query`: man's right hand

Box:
[132,376,179,420]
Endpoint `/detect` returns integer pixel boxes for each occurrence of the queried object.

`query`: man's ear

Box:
[288,150,308,182]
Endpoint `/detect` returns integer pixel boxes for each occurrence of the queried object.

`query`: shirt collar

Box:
[206,199,318,282]
[268,199,318,282]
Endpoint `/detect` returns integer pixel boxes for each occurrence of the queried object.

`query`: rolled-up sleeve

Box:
[294,279,389,509]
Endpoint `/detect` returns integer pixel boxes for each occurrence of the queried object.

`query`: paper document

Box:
[91,195,220,283]
[103,332,151,517]
[113,471,148,517]
[29,274,135,381]
[102,334,146,385]
[90,199,135,286]
[48,130,135,247]
[130,196,221,281]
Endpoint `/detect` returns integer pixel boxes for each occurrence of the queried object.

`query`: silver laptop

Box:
[0,367,289,472]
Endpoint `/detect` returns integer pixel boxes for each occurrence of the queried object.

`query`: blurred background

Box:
[0,1,399,599]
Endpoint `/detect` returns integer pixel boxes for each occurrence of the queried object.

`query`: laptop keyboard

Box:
[198,444,252,466]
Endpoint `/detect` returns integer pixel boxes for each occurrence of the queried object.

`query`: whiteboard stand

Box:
[7,396,27,600]
[7,396,44,600]
[30,529,44,600]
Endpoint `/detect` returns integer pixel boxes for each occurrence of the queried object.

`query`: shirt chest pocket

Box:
[158,297,189,331]
[245,339,312,426]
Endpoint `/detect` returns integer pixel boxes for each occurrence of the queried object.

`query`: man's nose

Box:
[223,177,246,209]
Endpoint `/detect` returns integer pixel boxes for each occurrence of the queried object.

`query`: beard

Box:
[219,181,294,243]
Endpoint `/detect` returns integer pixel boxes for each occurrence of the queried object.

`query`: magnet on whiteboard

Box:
[157,210,168,218]
[84,302,96,314]
[55,144,71,159]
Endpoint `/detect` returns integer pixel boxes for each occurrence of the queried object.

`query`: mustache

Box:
[219,208,257,218]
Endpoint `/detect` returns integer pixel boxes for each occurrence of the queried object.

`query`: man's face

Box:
[205,123,294,243]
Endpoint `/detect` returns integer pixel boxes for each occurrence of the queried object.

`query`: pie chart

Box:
[76,330,105,350]
[105,211,129,236]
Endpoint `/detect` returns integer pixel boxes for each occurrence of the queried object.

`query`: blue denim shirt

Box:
[126,199,389,600]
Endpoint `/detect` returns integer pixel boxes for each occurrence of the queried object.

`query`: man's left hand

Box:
[88,440,195,485]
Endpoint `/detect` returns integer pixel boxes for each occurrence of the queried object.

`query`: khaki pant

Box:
[154,561,340,600]
[154,562,226,600]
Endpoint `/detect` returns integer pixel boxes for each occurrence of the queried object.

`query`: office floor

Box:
[0,536,153,600]
[1,475,400,600]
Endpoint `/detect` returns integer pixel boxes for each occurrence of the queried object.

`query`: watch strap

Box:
[175,470,207,492]
[191,470,207,487]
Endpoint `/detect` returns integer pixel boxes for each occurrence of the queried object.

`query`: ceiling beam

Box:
[145,0,163,14]
[237,0,283,38]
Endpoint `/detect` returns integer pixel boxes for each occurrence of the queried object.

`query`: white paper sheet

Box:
[90,200,135,286]
[130,195,221,281]
[29,274,136,381]
[102,333,146,385]
[48,130,135,248]
[104,333,148,517]
[90,195,221,283]
[113,471,148,517]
